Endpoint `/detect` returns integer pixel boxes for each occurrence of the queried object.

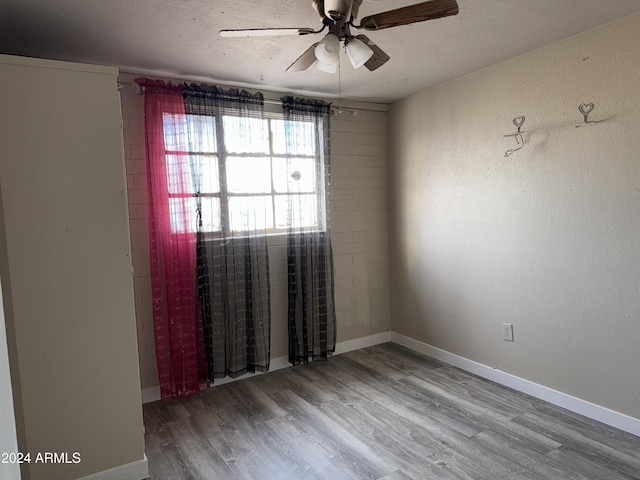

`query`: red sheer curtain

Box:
[136,79,206,398]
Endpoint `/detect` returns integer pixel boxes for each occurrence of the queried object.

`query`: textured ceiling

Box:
[1,0,639,103]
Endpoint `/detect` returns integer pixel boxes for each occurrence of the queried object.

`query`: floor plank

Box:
[143,343,640,479]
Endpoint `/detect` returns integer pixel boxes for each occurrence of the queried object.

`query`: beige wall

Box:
[119,74,391,389]
[389,14,640,419]
[0,55,145,479]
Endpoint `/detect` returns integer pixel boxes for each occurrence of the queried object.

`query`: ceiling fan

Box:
[220,0,459,73]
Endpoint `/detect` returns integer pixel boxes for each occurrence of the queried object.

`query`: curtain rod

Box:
[118,81,361,117]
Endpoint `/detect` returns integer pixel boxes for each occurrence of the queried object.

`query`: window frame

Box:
[163,109,327,237]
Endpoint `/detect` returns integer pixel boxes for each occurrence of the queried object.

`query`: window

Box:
[163,112,326,235]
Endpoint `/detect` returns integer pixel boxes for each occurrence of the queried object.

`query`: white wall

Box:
[118,74,391,389]
[389,13,640,420]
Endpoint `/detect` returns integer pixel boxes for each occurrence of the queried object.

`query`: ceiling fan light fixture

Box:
[345,36,374,69]
[314,59,338,74]
[314,33,340,64]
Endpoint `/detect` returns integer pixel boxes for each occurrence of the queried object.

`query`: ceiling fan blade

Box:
[220,28,316,38]
[358,0,459,31]
[351,0,363,21]
[356,35,390,71]
[286,43,320,72]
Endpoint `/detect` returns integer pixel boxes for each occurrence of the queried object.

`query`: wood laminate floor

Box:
[143,343,640,479]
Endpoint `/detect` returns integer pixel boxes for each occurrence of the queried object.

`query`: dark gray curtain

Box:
[281,96,337,364]
[184,84,271,378]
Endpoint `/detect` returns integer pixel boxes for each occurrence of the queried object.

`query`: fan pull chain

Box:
[338,51,343,114]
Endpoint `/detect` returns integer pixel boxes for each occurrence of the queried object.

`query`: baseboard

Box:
[141,330,392,404]
[334,331,392,354]
[77,453,149,480]
[141,386,161,404]
[390,332,640,438]
[141,355,291,403]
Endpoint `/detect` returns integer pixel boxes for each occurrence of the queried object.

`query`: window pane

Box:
[168,197,221,233]
[163,113,187,151]
[223,116,269,154]
[186,115,217,152]
[169,197,197,233]
[271,119,316,155]
[199,197,221,232]
[192,155,220,194]
[166,154,192,194]
[163,114,217,153]
[274,194,319,230]
[228,196,274,232]
[272,157,317,193]
[166,154,220,194]
[226,156,271,194]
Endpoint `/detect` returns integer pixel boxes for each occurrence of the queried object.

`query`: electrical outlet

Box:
[502,323,514,342]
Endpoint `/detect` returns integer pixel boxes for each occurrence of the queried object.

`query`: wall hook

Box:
[576,103,598,127]
[504,116,526,157]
